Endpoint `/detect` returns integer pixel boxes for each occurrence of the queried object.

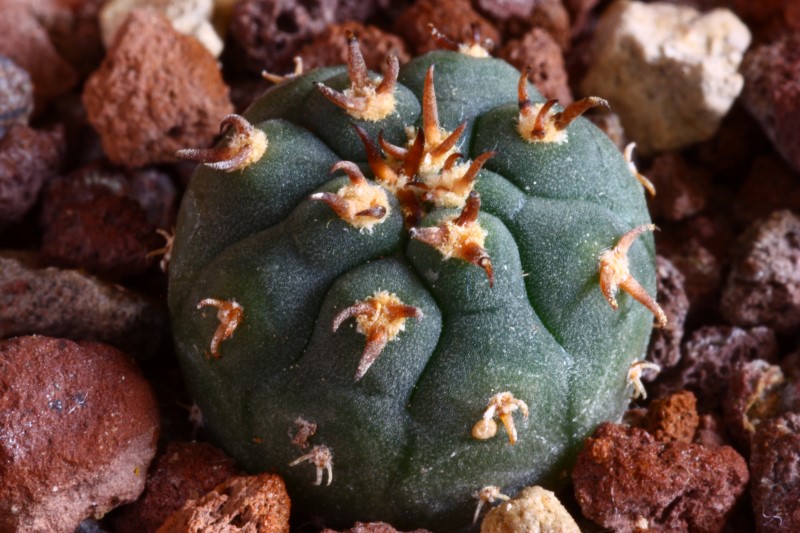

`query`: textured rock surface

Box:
[499,27,572,104]
[0,254,168,358]
[740,33,800,174]
[156,473,290,533]
[113,441,240,533]
[643,390,699,443]
[581,0,750,154]
[645,152,711,221]
[476,0,571,50]
[0,336,160,533]
[480,486,580,533]
[723,360,787,450]
[100,0,224,57]
[721,210,800,333]
[750,413,800,533]
[83,9,233,167]
[0,56,33,137]
[322,523,431,533]
[573,422,748,533]
[393,0,499,55]
[646,256,688,373]
[0,124,65,227]
[298,21,411,71]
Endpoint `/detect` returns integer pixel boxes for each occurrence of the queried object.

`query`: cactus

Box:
[169,35,663,531]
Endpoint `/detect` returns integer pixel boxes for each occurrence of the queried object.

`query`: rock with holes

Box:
[168,36,658,530]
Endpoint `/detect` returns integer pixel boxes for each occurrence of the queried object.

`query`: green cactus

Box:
[168,35,663,531]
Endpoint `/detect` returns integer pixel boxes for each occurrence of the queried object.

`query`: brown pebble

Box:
[659,237,721,315]
[643,390,699,443]
[298,21,410,72]
[573,422,749,533]
[0,254,168,358]
[393,0,500,56]
[113,442,241,533]
[0,56,33,137]
[721,210,800,333]
[156,473,290,533]
[83,9,233,167]
[654,325,779,409]
[646,256,689,374]
[498,27,572,104]
[750,413,800,532]
[322,522,431,533]
[479,0,571,50]
[0,123,65,227]
[0,336,160,533]
[723,359,787,451]
[645,152,712,222]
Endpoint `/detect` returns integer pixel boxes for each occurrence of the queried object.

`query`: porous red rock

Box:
[646,256,688,373]
[0,56,33,137]
[645,152,711,221]
[750,413,800,532]
[0,123,65,227]
[573,422,749,533]
[734,156,800,225]
[694,413,729,449]
[0,336,160,533]
[156,473,290,533]
[740,33,800,174]
[230,0,338,73]
[643,390,699,443]
[298,21,411,72]
[83,9,233,167]
[721,210,800,333]
[654,326,779,409]
[659,238,721,315]
[723,360,787,450]
[322,523,431,533]
[475,0,571,50]
[393,0,500,56]
[0,254,168,358]
[113,441,240,533]
[498,27,572,104]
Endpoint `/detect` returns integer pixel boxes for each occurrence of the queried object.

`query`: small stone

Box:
[322,523,431,533]
[0,123,65,227]
[44,0,107,78]
[0,254,168,358]
[0,336,160,533]
[645,152,712,222]
[581,1,751,154]
[0,56,33,137]
[0,1,78,108]
[479,486,581,533]
[646,256,689,373]
[694,412,729,449]
[230,0,338,73]
[740,33,800,174]
[298,21,411,72]
[498,27,572,104]
[83,9,233,167]
[476,0,571,50]
[393,0,500,56]
[573,422,749,533]
[721,210,800,333]
[643,390,699,443]
[734,156,800,225]
[113,442,240,533]
[750,413,800,532]
[100,0,224,57]
[156,473,290,533]
[723,360,787,450]
[659,238,721,315]
[654,326,779,409]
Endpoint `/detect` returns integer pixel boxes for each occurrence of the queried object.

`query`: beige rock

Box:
[480,486,580,533]
[581,0,750,154]
[100,0,224,56]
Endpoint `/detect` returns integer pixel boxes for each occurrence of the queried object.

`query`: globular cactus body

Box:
[169,47,657,531]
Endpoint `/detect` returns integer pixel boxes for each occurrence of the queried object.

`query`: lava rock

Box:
[643,390,699,443]
[750,413,800,532]
[322,523,431,533]
[721,210,800,333]
[0,336,160,533]
[0,56,33,137]
[83,9,233,167]
[475,0,571,50]
[0,123,65,227]
[573,422,748,533]
[298,21,411,72]
[723,360,787,451]
[646,256,689,374]
[659,238,721,315]
[740,32,800,174]
[498,27,572,104]
[480,486,580,533]
[0,254,168,358]
[156,473,290,532]
[113,441,240,533]
[645,152,712,221]
[581,1,750,154]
